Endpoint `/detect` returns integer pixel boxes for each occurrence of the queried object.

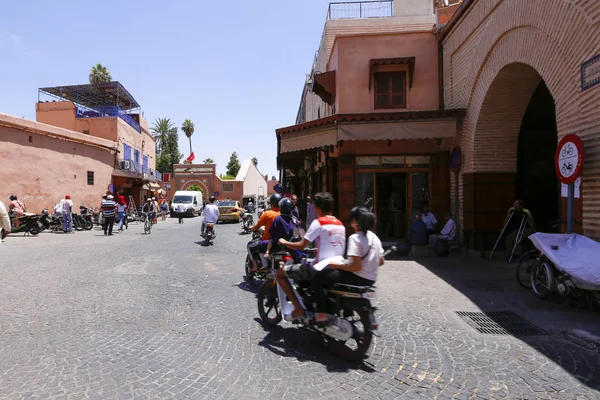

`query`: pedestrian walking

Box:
[0,200,11,242]
[161,199,168,221]
[152,197,159,224]
[176,203,185,224]
[62,195,73,233]
[101,195,117,236]
[117,199,127,232]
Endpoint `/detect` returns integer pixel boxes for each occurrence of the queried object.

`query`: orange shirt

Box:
[256,209,280,240]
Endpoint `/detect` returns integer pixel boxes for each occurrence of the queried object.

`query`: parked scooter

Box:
[529,233,600,310]
[8,213,40,236]
[257,246,396,361]
[41,209,65,232]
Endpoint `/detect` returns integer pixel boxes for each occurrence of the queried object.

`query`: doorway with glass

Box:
[354,156,431,238]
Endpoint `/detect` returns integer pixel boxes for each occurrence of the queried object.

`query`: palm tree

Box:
[252,157,258,167]
[89,64,112,84]
[203,158,215,164]
[151,118,177,154]
[181,119,195,155]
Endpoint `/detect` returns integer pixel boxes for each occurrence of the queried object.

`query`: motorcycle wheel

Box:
[530,259,555,300]
[516,250,538,289]
[245,255,255,280]
[74,217,84,231]
[327,300,373,361]
[257,280,282,327]
[27,221,40,236]
[84,220,93,230]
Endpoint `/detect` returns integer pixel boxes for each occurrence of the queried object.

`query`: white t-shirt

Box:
[62,199,73,213]
[117,203,127,213]
[421,212,438,230]
[202,204,220,223]
[347,231,383,282]
[176,204,186,213]
[304,216,346,263]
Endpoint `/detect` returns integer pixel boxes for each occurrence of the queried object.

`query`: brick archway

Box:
[181,179,208,198]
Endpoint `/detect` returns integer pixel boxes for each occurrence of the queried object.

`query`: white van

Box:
[170,191,204,217]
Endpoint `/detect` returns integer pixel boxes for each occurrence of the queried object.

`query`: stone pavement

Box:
[0,217,598,399]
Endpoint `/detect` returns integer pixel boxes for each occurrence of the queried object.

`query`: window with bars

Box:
[374,71,407,109]
[87,171,94,185]
[123,144,132,161]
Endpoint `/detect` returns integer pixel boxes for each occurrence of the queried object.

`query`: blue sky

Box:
[0,0,333,178]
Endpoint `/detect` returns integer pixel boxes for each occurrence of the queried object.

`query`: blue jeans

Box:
[117,212,125,230]
[63,213,72,231]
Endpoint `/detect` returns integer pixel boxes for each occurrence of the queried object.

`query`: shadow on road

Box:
[255,318,377,373]
[412,256,600,391]
[234,280,261,295]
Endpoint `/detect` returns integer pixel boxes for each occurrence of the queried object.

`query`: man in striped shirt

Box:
[101,195,117,236]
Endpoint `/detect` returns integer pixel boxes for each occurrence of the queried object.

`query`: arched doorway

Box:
[517,82,559,233]
[464,63,560,237]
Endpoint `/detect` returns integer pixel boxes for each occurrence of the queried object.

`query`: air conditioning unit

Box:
[119,160,132,171]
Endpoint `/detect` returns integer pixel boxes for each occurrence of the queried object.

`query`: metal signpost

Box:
[450,147,461,234]
[555,134,585,233]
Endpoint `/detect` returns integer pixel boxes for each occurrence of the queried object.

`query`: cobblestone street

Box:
[0,216,599,399]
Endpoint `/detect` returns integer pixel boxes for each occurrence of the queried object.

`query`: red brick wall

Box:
[442,0,600,239]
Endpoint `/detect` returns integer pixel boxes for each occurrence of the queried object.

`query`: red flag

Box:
[186,152,195,163]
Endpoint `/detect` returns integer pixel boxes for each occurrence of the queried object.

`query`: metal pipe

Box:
[567,183,575,233]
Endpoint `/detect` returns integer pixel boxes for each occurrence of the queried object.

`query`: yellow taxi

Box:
[217,200,244,223]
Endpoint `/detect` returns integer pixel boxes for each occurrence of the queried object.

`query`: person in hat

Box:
[101,195,117,236]
[62,195,74,233]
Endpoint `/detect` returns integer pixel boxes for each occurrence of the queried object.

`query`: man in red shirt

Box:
[247,193,282,273]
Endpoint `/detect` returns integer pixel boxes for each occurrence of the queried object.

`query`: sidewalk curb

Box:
[560,329,600,353]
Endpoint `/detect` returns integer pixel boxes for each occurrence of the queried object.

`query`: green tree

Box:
[271,176,277,181]
[181,119,195,155]
[152,118,182,173]
[252,157,258,167]
[219,174,236,180]
[187,184,204,193]
[151,118,176,154]
[226,151,241,177]
[203,158,215,164]
[89,63,112,84]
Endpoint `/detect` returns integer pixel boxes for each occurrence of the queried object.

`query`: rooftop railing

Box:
[75,105,142,133]
[327,1,393,19]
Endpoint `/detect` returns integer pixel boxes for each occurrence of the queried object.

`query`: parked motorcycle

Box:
[529,233,600,310]
[41,209,65,232]
[202,223,216,245]
[79,205,94,230]
[257,246,395,360]
[7,213,40,236]
[241,211,254,234]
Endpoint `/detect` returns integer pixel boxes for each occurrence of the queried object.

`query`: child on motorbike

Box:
[311,206,384,324]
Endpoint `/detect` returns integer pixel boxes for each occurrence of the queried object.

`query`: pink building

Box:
[36,82,160,208]
[0,112,117,212]
[276,0,463,237]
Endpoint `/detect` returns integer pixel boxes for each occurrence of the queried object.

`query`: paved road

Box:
[0,217,599,399]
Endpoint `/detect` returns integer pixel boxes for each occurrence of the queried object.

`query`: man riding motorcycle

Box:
[276,192,346,321]
[247,193,282,273]
[201,196,220,234]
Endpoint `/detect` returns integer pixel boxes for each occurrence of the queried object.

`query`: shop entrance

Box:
[355,156,431,238]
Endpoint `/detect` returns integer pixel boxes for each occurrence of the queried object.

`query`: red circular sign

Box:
[555,134,584,184]
[450,147,461,174]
